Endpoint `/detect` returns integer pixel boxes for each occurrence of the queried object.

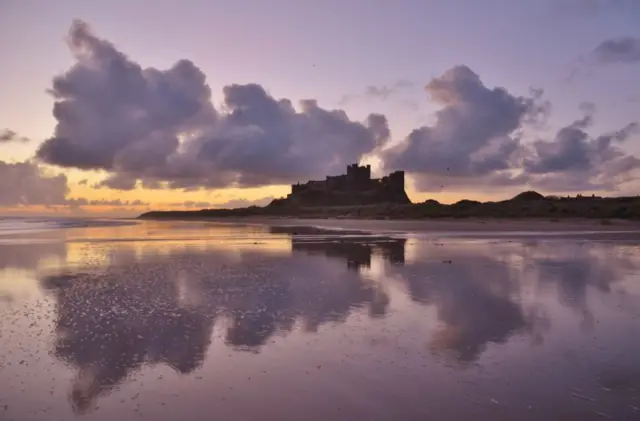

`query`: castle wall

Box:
[326,174,347,190]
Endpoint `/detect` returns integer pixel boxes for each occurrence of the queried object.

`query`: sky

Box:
[1,0,640,216]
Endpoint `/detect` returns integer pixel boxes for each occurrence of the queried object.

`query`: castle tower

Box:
[346,164,371,190]
[388,171,405,190]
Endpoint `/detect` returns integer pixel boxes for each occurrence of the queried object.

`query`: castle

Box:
[281,164,411,206]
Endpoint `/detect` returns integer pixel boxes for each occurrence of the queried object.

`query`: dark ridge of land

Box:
[138,191,640,221]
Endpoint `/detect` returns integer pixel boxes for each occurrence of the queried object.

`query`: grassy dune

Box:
[139,191,640,221]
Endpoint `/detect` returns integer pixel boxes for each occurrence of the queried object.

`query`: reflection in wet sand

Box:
[38,230,401,412]
[0,241,67,272]
[41,272,214,413]
[1,222,640,420]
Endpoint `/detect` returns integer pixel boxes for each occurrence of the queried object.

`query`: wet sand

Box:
[182,216,640,232]
[1,220,640,420]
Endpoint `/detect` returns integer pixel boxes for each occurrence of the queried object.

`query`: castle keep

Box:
[284,164,410,206]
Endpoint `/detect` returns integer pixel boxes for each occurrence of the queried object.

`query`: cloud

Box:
[339,79,415,105]
[523,112,640,192]
[217,196,275,208]
[33,21,640,196]
[194,85,382,187]
[381,65,545,191]
[0,129,30,143]
[592,36,640,64]
[66,198,148,207]
[36,20,384,191]
[168,200,213,208]
[37,20,216,172]
[364,79,414,100]
[34,20,216,179]
[97,174,137,190]
[167,196,274,209]
[0,160,69,206]
[0,158,149,209]
[182,201,213,208]
[380,67,639,193]
[88,199,147,206]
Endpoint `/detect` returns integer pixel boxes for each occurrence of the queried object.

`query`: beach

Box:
[197,216,640,233]
[1,218,640,420]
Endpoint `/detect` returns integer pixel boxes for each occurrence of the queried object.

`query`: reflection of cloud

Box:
[598,367,640,394]
[0,241,66,271]
[523,241,640,331]
[33,224,640,413]
[384,240,640,364]
[0,241,66,305]
[38,232,402,410]
[389,252,529,363]
[41,271,214,414]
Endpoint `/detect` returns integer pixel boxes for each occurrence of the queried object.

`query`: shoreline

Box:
[139,216,640,236]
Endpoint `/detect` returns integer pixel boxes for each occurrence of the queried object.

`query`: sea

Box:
[0,216,135,236]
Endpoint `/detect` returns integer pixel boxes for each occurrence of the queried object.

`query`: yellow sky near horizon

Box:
[1,151,506,217]
[2,136,509,217]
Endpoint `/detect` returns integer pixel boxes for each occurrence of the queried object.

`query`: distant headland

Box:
[139,166,640,221]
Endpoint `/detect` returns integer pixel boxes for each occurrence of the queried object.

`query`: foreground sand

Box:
[2,220,640,420]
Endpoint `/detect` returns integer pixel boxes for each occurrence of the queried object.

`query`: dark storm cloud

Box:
[0,160,69,206]
[592,36,640,64]
[0,129,30,143]
[36,20,384,190]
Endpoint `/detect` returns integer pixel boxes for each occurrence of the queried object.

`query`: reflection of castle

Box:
[287,164,410,206]
[291,238,406,270]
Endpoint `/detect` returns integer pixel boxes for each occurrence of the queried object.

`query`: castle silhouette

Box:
[286,164,410,206]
